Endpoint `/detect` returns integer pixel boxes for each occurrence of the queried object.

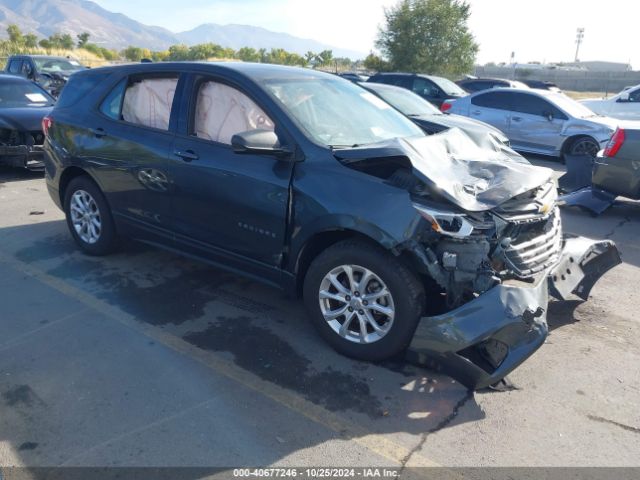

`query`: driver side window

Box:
[193,81,274,145]
[629,89,640,103]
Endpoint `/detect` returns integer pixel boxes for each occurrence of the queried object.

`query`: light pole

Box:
[575,28,585,63]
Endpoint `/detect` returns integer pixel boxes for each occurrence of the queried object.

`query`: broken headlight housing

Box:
[413,204,478,238]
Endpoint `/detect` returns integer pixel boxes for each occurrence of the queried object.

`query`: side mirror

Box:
[543,111,554,122]
[231,129,292,158]
[618,92,630,103]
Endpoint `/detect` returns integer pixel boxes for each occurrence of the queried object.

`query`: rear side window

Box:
[121,76,178,130]
[193,80,274,145]
[99,79,127,120]
[471,91,513,110]
[56,72,110,108]
[8,59,22,74]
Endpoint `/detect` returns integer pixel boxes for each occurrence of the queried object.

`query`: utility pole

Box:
[575,28,585,63]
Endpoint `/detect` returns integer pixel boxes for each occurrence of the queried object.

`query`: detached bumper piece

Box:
[0,145,45,170]
[558,187,618,216]
[408,235,620,390]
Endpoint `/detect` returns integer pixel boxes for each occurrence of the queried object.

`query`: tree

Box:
[363,52,389,72]
[24,33,38,48]
[7,24,23,44]
[122,46,145,62]
[77,32,90,48]
[317,49,334,66]
[376,0,478,76]
[60,33,75,50]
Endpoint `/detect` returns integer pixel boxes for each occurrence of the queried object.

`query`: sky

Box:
[93,0,638,68]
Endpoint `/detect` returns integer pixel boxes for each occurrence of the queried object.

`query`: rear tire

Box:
[303,240,425,361]
[63,176,118,256]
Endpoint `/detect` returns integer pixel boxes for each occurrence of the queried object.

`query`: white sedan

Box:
[581,84,640,120]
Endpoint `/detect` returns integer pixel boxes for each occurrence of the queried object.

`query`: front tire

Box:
[63,176,117,256]
[303,240,425,361]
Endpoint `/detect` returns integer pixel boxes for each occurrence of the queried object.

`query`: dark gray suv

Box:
[42,62,620,389]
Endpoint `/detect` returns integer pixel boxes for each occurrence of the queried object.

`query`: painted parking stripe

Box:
[0,251,442,468]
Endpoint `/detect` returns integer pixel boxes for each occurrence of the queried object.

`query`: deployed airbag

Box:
[195,82,275,144]
[122,78,177,130]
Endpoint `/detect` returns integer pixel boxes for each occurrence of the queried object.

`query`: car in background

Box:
[592,126,640,199]
[366,72,467,107]
[581,84,640,120]
[456,77,529,93]
[42,62,619,389]
[5,55,87,97]
[360,81,511,146]
[522,80,562,92]
[0,74,54,170]
[445,88,618,159]
[337,72,369,82]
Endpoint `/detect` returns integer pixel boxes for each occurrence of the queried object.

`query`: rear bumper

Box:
[408,237,621,390]
[0,145,44,170]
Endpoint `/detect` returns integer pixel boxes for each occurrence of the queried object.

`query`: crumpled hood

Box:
[335,128,554,212]
[0,107,53,132]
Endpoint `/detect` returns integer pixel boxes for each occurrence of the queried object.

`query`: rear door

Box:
[507,92,567,154]
[469,91,513,134]
[167,73,294,272]
[81,72,181,235]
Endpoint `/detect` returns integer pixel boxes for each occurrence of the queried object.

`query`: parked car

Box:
[581,84,640,120]
[360,81,511,146]
[0,74,54,170]
[456,77,529,93]
[42,63,619,389]
[337,72,369,83]
[366,72,468,107]
[445,88,618,159]
[5,55,87,97]
[522,80,562,93]
[561,125,640,215]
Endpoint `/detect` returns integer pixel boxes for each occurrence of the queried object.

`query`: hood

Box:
[335,128,553,212]
[0,107,53,132]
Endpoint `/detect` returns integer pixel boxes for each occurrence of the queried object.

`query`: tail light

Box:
[440,101,453,113]
[604,128,625,158]
[42,116,53,137]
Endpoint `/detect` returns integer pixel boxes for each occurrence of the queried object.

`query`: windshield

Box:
[431,77,467,96]
[34,57,84,74]
[264,77,424,147]
[0,81,54,107]
[548,92,600,118]
[365,84,441,116]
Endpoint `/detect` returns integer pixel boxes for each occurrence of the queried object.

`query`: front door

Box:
[168,75,294,270]
[507,93,566,154]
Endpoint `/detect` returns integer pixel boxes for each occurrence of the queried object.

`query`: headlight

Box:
[413,204,475,238]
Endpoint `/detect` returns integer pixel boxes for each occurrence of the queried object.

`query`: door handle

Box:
[90,127,107,138]
[471,110,481,115]
[512,116,522,122]
[174,149,199,162]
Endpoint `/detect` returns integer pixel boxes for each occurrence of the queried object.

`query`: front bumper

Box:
[408,236,621,390]
[0,145,45,170]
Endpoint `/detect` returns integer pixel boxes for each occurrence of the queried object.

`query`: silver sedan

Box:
[446,88,618,158]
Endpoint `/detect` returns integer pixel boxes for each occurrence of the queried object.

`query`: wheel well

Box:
[293,230,383,297]
[561,134,597,156]
[58,166,92,205]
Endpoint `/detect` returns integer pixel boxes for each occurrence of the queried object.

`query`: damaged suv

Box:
[42,63,620,389]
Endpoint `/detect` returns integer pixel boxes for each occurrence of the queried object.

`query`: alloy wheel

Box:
[318,264,395,344]
[70,189,102,244]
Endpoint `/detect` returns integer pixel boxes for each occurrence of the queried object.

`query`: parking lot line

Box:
[0,251,441,468]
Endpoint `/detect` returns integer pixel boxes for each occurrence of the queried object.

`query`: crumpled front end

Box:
[408,236,620,390]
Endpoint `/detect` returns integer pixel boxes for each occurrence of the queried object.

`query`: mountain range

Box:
[0,0,365,58]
